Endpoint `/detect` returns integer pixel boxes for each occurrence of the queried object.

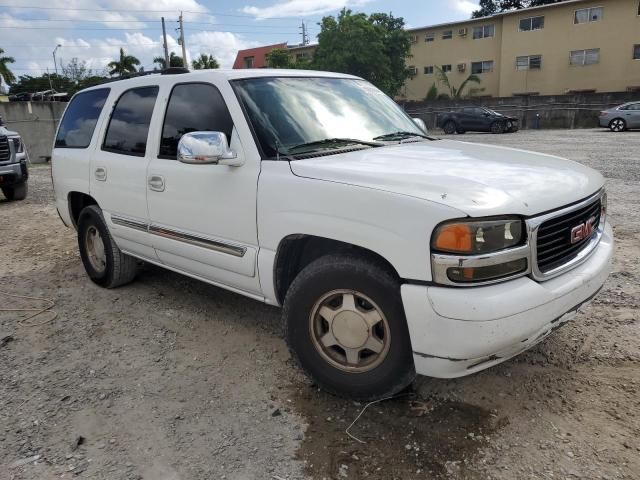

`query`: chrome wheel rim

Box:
[85,226,107,273]
[611,119,624,132]
[309,289,391,373]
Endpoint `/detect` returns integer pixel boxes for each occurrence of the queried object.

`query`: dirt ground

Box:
[1,128,638,480]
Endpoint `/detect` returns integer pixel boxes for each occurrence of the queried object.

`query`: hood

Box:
[289,140,604,217]
[0,126,19,137]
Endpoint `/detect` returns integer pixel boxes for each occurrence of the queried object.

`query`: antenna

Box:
[300,20,309,46]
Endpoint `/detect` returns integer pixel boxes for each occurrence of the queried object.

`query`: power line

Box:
[2,18,309,29]
[0,25,303,33]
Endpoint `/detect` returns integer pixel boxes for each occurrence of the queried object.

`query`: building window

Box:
[634,45,640,60]
[473,24,495,39]
[519,16,545,31]
[516,55,542,70]
[442,30,453,39]
[575,7,603,24]
[103,86,159,157]
[441,64,452,72]
[425,32,435,42]
[471,60,494,74]
[408,66,418,76]
[424,66,434,74]
[570,49,600,65]
[243,56,254,68]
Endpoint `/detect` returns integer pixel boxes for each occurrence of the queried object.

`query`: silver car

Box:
[599,101,640,132]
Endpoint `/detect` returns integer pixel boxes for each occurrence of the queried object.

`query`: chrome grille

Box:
[536,197,602,273]
[0,136,10,162]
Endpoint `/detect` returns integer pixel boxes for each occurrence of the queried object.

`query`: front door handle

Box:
[148,175,165,192]
[95,167,107,181]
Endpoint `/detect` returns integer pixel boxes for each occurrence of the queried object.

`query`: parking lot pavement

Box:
[1,129,638,480]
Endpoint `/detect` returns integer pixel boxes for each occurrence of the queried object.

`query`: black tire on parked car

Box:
[77,205,138,288]
[283,253,416,401]
[609,118,626,133]
[490,121,506,134]
[1,183,28,201]
[443,121,457,135]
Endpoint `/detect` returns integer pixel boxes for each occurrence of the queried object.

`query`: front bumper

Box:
[0,155,28,187]
[402,222,613,378]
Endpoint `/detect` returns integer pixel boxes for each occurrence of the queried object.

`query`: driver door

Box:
[145,81,261,295]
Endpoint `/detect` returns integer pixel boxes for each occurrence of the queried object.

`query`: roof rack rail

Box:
[162,67,189,75]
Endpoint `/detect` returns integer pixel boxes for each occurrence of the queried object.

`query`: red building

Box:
[232,43,287,69]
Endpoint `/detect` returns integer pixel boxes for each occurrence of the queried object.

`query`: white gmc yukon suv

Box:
[52,69,613,400]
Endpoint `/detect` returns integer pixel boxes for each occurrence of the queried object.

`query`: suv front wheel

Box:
[283,253,415,400]
[77,205,138,288]
[2,183,28,201]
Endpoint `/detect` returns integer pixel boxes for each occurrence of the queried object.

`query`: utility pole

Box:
[299,20,309,45]
[178,12,187,69]
[161,17,169,68]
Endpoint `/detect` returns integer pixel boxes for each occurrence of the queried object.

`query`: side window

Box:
[159,83,234,159]
[102,86,159,157]
[55,88,109,148]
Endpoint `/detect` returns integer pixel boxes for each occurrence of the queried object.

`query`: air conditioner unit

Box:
[458,28,468,36]
[458,63,467,72]
[408,66,418,76]
[409,35,418,44]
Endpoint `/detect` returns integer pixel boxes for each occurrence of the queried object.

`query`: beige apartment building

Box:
[234,0,640,101]
[404,0,640,100]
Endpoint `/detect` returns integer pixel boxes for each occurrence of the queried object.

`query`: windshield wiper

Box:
[373,131,437,141]
[287,138,382,154]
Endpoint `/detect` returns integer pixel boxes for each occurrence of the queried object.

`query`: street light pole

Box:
[52,44,62,76]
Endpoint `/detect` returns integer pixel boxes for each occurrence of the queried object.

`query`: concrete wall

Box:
[403,91,640,130]
[0,102,66,163]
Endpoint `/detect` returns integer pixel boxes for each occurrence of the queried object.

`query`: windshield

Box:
[233,77,427,159]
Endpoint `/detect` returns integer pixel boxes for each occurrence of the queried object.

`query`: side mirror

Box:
[177,132,243,166]
[412,117,427,133]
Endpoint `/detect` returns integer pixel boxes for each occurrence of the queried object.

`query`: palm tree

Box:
[153,52,184,69]
[434,66,483,99]
[191,54,219,70]
[0,48,16,85]
[107,48,140,76]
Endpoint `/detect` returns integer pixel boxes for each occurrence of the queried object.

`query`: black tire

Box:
[491,121,506,134]
[283,253,416,401]
[609,118,626,133]
[77,205,138,288]
[2,182,27,201]
[443,121,457,135]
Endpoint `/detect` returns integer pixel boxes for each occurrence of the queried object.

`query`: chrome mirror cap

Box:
[177,131,240,165]
[412,117,427,133]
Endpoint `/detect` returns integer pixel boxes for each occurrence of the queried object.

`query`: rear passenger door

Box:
[627,103,640,128]
[90,85,160,261]
[145,81,261,295]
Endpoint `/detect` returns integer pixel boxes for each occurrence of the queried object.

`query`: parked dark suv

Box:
[437,107,519,135]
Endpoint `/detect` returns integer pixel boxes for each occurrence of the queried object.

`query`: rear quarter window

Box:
[55,88,110,148]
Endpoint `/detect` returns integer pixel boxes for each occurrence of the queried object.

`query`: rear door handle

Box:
[148,175,165,192]
[95,167,107,181]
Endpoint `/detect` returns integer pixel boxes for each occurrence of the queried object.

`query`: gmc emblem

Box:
[570,216,596,244]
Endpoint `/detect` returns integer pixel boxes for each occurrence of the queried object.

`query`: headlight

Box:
[431,218,529,286]
[432,218,524,254]
[10,137,24,153]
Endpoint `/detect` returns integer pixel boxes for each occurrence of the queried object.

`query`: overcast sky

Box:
[0,0,479,82]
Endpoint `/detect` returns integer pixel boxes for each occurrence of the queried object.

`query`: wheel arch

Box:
[273,234,401,305]
[68,191,99,229]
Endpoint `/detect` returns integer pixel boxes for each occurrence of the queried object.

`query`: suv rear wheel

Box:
[2,183,27,201]
[283,253,415,400]
[442,121,457,135]
[77,205,138,288]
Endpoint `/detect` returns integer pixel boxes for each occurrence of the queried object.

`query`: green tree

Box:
[153,52,184,69]
[472,0,564,18]
[425,83,439,101]
[107,48,140,76]
[266,48,292,68]
[434,66,483,99]
[191,53,219,70]
[311,9,411,96]
[0,47,16,85]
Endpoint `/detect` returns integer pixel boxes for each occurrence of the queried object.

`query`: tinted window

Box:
[159,83,233,159]
[55,89,109,148]
[103,86,158,156]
